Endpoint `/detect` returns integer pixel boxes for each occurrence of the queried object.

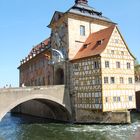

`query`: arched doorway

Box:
[55,68,64,85]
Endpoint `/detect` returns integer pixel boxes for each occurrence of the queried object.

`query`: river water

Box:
[0,113,140,140]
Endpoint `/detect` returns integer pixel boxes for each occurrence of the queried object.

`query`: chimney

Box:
[75,0,88,5]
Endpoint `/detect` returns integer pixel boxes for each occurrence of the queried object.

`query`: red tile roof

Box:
[29,38,50,55]
[72,25,115,60]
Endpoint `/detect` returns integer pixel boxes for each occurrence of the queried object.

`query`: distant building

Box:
[18,0,136,123]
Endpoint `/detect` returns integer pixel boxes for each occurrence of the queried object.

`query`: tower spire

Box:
[75,0,88,5]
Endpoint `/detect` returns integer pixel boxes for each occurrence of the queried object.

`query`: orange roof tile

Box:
[72,25,115,60]
[29,37,50,55]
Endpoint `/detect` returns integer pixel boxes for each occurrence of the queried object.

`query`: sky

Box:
[0,0,140,87]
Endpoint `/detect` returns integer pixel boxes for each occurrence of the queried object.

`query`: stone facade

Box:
[19,48,53,86]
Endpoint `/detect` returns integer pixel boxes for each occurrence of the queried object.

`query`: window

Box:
[116,61,120,68]
[129,96,133,101]
[95,97,99,104]
[128,77,133,84]
[111,50,114,54]
[113,97,117,102]
[110,77,115,84]
[127,62,131,69]
[121,51,124,55]
[105,61,109,68]
[80,25,85,36]
[74,64,79,70]
[42,77,45,85]
[120,77,124,83]
[115,39,118,43]
[95,76,100,84]
[94,61,99,69]
[105,97,108,103]
[104,77,109,84]
[117,97,121,102]
[113,96,121,102]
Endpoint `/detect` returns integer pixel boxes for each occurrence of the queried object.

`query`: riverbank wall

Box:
[75,109,131,124]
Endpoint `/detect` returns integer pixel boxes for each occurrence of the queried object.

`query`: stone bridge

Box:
[0,83,140,123]
[0,85,72,122]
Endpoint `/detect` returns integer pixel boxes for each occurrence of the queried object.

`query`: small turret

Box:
[75,0,88,5]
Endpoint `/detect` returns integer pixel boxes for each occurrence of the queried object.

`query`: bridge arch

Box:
[0,86,72,122]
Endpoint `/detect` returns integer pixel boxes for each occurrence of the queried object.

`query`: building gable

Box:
[101,26,135,60]
[48,11,64,28]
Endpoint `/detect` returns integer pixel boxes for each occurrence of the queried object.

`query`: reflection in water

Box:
[0,113,140,140]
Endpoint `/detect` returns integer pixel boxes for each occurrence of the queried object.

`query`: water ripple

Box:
[0,113,140,140]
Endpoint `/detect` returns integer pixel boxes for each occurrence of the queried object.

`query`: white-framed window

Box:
[120,77,124,83]
[105,61,109,68]
[115,39,119,43]
[128,77,133,84]
[113,97,117,102]
[121,51,124,55]
[113,96,121,102]
[117,97,121,102]
[111,50,114,54]
[104,77,109,84]
[129,96,133,101]
[127,62,131,69]
[110,77,115,84]
[105,97,108,103]
[116,61,120,68]
[80,25,85,36]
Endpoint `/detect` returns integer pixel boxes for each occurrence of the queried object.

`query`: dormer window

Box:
[97,39,104,45]
[83,44,88,48]
[80,25,85,36]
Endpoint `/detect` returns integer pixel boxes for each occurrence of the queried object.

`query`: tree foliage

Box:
[135,58,140,82]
